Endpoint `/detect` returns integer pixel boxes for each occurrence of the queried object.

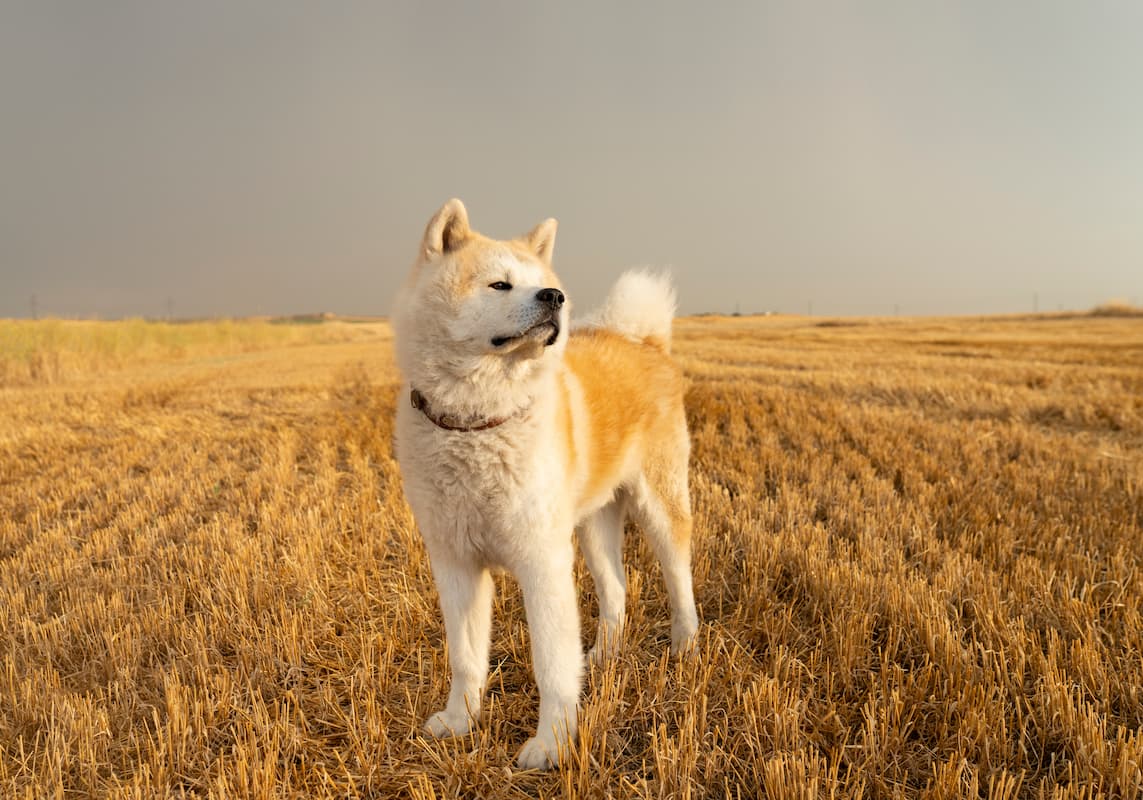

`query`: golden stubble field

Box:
[1,314,1141,799]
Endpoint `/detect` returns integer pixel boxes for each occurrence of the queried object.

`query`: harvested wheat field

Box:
[1,314,1141,799]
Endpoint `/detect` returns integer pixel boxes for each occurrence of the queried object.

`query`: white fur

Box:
[576,269,677,352]
[393,231,696,770]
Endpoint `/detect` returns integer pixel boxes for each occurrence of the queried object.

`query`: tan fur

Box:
[562,329,688,519]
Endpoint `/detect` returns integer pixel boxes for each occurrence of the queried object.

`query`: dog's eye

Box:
[488,281,513,291]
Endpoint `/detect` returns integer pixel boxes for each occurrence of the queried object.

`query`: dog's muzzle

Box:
[491,289,564,348]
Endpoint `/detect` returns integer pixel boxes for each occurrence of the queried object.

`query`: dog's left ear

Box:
[522,218,558,263]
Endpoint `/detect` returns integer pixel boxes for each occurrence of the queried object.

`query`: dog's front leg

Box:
[514,542,583,770]
[423,550,494,738]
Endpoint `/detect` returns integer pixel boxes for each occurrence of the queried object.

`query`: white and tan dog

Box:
[392,199,698,770]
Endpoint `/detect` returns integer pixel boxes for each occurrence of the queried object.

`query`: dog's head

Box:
[392,199,569,407]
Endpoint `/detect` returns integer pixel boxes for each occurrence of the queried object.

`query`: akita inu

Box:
[392,199,698,770]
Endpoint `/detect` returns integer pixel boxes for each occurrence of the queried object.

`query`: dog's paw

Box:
[588,622,624,667]
[516,736,560,770]
[588,639,620,667]
[670,617,699,656]
[587,644,610,667]
[423,709,472,738]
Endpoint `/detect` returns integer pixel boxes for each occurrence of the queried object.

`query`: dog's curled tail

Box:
[588,269,677,353]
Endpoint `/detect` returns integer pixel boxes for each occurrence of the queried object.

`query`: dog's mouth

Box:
[491,320,560,349]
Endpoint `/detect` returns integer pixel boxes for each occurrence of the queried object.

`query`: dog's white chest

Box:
[397,414,566,565]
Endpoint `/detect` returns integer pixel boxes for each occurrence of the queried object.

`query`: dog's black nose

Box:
[536,288,565,309]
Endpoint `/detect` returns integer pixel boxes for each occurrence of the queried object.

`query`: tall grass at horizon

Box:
[0,318,389,385]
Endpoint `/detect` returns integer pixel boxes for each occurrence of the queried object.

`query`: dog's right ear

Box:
[421,199,470,259]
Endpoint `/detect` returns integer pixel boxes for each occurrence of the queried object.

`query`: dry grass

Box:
[0,318,383,386]
[1,314,1141,798]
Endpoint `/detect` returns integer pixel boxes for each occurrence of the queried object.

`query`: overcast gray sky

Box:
[2,1,1140,318]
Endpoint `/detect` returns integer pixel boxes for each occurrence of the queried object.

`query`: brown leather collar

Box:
[410,388,523,432]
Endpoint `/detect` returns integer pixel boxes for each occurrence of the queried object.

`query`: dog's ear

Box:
[422,199,470,258]
[522,218,558,263]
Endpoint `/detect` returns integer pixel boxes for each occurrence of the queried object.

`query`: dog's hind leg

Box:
[423,551,494,738]
[578,496,627,665]
[630,447,699,655]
